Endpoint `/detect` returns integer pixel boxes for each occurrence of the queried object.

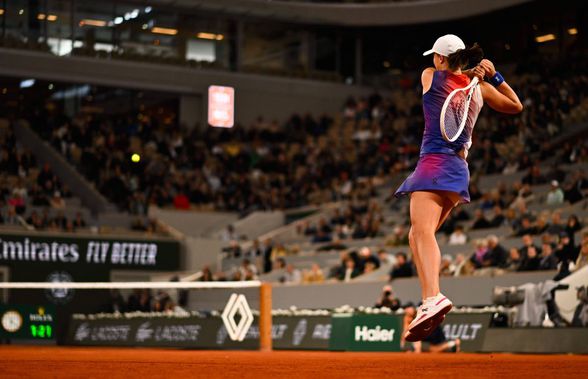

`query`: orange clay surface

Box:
[1,346,587,379]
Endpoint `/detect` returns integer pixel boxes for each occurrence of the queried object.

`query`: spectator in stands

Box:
[516,217,538,236]
[555,232,578,279]
[469,239,490,269]
[105,289,127,313]
[519,245,541,271]
[546,180,565,205]
[504,208,520,231]
[522,165,547,186]
[388,252,413,281]
[239,259,258,280]
[72,212,86,229]
[535,216,549,235]
[200,266,214,281]
[54,211,67,229]
[519,234,539,257]
[575,241,588,271]
[280,263,302,284]
[377,249,395,266]
[50,191,65,209]
[454,253,474,276]
[302,220,317,236]
[223,240,242,258]
[358,247,380,271]
[566,215,583,243]
[330,209,346,226]
[374,285,401,311]
[262,238,274,273]
[539,243,558,271]
[448,225,468,245]
[271,242,288,259]
[221,225,238,242]
[440,255,455,277]
[275,257,287,270]
[546,212,565,235]
[303,263,325,284]
[127,289,152,312]
[8,189,26,215]
[26,210,43,229]
[471,209,491,230]
[3,205,19,225]
[510,184,535,210]
[385,225,409,247]
[489,205,506,228]
[506,248,523,272]
[563,170,587,204]
[312,229,333,243]
[339,257,361,282]
[318,218,333,235]
[486,235,509,268]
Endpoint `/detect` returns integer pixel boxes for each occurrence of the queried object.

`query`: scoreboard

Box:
[0,305,55,340]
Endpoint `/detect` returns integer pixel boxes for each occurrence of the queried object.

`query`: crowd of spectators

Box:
[209,53,588,280]
[105,286,188,315]
[19,52,588,225]
[0,125,84,232]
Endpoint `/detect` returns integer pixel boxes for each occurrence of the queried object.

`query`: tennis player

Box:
[395,34,523,341]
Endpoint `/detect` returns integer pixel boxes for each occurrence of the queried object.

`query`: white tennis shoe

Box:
[405,293,452,342]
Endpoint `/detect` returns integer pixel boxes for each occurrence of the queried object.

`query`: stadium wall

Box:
[186,271,556,310]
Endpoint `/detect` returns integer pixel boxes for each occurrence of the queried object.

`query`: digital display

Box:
[30,324,52,339]
[208,85,235,128]
[0,305,55,340]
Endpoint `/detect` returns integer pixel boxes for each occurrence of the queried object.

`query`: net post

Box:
[259,282,272,351]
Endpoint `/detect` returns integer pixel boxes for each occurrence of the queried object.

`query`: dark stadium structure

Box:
[0,0,587,377]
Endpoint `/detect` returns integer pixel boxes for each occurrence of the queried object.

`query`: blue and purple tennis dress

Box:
[395,70,483,203]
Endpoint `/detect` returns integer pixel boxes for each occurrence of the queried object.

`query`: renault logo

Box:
[221,293,254,342]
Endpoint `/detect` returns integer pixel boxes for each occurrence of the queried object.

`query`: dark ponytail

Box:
[447,43,484,70]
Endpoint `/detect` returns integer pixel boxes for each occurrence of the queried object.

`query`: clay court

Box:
[1,346,587,379]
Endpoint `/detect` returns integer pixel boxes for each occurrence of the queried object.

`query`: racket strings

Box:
[443,91,468,140]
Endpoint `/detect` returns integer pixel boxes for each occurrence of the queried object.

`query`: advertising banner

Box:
[441,313,493,352]
[329,313,403,352]
[67,316,258,349]
[0,232,181,272]
[271,316,331,350]
[66,315,333,350]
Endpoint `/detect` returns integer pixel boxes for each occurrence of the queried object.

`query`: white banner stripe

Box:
[0,281,261,289]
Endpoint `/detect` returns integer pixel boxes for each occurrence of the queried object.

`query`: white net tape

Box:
[0,280,262,289]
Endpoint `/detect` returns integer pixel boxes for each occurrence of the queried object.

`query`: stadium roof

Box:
[139,0,534,26]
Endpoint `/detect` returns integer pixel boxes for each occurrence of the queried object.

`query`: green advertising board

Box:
[329,313,403,352]
[0,304,56,340]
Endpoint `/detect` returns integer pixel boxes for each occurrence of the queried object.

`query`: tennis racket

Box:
[439,76,479,142]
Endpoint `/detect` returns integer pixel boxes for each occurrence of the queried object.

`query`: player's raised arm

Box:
[479,59,523,114]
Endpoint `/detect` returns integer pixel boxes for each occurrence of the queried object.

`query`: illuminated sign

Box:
[208,85,235,128]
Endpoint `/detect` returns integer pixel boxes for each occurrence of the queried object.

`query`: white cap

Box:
[423,34,465,57]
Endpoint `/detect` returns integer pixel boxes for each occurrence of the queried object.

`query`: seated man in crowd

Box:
[448,225,468,245]
[486,235,509,268]
[388,252,413,281]
[471,209,492,230]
